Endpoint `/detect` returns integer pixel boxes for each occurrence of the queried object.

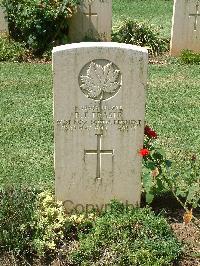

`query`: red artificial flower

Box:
[139,148,150,157]
[144,125,151,135]
[149,130,157,138]
[144,125,157,139]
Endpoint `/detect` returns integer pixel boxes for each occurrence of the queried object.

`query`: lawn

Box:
[0,62,200,189]
[0,63,53,189]
[147,63,200,158]
[112,0,173,38]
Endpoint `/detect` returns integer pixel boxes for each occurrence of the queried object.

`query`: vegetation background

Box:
[1,0,199,188]
[0,0,199,265]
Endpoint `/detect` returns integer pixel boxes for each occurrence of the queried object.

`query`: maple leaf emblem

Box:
[80,61,121,100]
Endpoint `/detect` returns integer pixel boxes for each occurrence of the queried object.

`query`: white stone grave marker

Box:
[0,7,8,34]
[53,42,148,211]
[170,0,200,56]
[68,0,112,42]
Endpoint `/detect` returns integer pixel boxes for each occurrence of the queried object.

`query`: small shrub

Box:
[140,125,168,203]
[2,0,79,56]
[0,186,38,254]
[112,19,168,56]
[180,49,200,64]
[0,35,27,62]
[0,190,182,264]
[69,201,182,266]
[32,191,67,256]
[0,188,68,257]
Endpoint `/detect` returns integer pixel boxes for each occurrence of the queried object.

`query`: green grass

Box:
[112,0,173,38]
[0,62,199,188]
[147,63,200,159]
[0,63,53,189]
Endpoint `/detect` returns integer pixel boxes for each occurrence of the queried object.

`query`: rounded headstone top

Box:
[52,42,148,55]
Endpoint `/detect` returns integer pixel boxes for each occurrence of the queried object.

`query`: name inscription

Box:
[57,104,142,132]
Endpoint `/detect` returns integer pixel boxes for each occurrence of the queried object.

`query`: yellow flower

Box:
[69,215,78,221]
[77,214,85,224]
[88,213,95,220]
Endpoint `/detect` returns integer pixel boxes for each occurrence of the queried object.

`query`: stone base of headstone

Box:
[68,0,112,43]
[170,0,200,56]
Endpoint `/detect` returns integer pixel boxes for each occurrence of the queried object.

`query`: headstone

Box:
[170,0,200,56]
[0,7,8,35]
[68,0,112,42]
[53,42,148,211]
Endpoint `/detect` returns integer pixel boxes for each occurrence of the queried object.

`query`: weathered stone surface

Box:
[0,7,8,34]
[170,0,200,56]
[68,0,112,42]
[53,42,148,211]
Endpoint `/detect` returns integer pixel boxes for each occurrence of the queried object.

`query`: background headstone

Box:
[0,7,8,34]
[170,0,200,56]
[53,42,148,211]
[68,0,112,42]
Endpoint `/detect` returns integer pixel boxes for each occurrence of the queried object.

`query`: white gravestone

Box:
[170,0,200,56]
[0,7,8,34]
[53,42,148,211]
[68,0,112,42]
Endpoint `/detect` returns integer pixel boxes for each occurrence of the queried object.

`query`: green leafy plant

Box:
[180,49,200,65]
[0,186,38,254]
[31,191,67,256]
[0,35,27,62]
[140,125,167,203]
[0,188,67,257]
[112,19,168,56]
[0,187,182,264]
[140,126,200,226]
[31,191,95,256]
[69,201,182,266]
[1,0,79,56]
[164,155,200,209]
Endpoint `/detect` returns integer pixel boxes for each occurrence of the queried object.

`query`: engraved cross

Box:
[189,2,200,30]
[83,0,97,30]
[84,133,114,179]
